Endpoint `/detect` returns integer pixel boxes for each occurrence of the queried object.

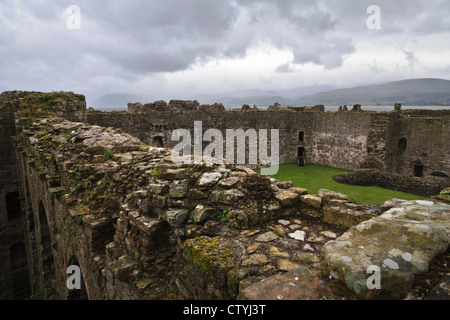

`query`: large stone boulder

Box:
[321,200,450,299]
[238,266,337,300]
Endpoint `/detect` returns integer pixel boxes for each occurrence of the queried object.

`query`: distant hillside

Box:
[220,95,293,107]
[91,93,148,110]
[295,78,450,106]
[195,86,335,107]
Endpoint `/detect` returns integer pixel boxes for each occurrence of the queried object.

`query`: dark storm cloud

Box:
[75,0,240,74]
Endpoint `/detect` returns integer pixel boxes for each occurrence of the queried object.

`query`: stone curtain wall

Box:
[0,91,86,299]
[88,103,450,177]
[87,103,377,171]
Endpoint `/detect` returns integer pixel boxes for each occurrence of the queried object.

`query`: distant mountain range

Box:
[90,78,450,109]
[295,78,450,106]
[91,93,149,110]
[192,85,335,107]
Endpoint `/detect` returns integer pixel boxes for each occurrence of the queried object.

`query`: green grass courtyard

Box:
[255,163,426,205]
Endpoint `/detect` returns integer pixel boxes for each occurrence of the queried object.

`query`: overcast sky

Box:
[1,0,450,105]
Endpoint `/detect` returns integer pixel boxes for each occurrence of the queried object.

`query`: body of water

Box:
[227,105,450,112]
[324,105,450,112]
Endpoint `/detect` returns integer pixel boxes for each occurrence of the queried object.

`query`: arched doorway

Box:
[152,136,164,148]
[297,147,305,166]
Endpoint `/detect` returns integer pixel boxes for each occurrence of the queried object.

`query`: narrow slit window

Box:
[298,131,304,142]
[6,192,22,222]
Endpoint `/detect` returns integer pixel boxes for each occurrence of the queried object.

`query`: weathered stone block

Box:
[148,181,169,195]
[276,180,294,189]
[275,190,299,207]
[210,189,244,205]
[108,255,136,282]
[255,231,279,243]
[319,188,355,203]
[168,179,189,198]
[197,171,222,187]
[323,203,376,229]
[299,194,323,219]
[192,204,219,223]
[322,200,450,299]
[242,172,271,191]
[238,266,337,300]
[183,236,235,287]
[218,176,240,189]
[163,168,193,180]
[300,194,322,209]
[164,209,189,227]
[290,187,308,195]
[150,195,167,208]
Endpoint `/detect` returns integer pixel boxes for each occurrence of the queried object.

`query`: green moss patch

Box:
[183,236,235,282]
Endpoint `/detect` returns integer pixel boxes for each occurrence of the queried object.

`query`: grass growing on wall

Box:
[255,163,426,205]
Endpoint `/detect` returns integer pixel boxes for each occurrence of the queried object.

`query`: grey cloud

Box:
[275,62,295,73]
[0,0,449,98]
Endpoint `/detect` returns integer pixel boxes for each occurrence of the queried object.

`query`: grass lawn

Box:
[255,163,426,205]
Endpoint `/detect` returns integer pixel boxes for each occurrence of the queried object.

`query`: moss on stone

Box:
[183,236,235,283]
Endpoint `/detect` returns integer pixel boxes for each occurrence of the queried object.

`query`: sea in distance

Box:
[226,105,450,112]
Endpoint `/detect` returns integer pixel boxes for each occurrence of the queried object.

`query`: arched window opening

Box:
[414,164,424,177]
[152,136,164,148]
[398,138,407,150]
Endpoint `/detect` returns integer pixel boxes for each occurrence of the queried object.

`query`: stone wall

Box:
[387,111,450,178]
[334,169,450,197]
[87,101,450,176]
[87,104,382,171]
[0,93,28,299]
[0,91,86,299]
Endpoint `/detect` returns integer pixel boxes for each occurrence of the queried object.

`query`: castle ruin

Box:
[0,91,449,300]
